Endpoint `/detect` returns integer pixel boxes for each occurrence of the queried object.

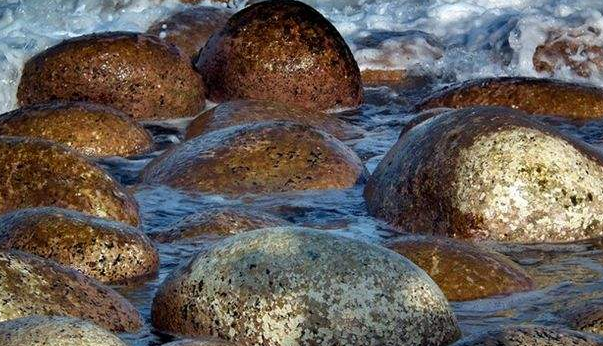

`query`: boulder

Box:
[452,325,603,346]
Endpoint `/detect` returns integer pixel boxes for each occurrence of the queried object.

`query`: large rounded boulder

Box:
[142,122,367,195]
[0,315,127,346]
[0,136,139,226]
[416,77,603,120]
[18,32,205,120]
[152,227,460,345]
[0,250,142,332]
[0,101,153,157]
[195,0,363,111]
[365,106,603,243]
[0,207,158,284]
[452,325,603,346]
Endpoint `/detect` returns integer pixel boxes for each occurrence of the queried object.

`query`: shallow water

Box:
[3,0,603,345]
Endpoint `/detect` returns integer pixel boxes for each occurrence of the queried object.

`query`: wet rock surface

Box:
[365,106,603,243]
[195,0,362,111]
[0,250,142,332]
[0,207,158,284]
[142,121,367,195]
[452,325,603,345]
[163,338,237,346]
[559,299,603,336]
[0,315,127,346]
[18,32,205,120]
[152,227,460,345]
[386,235,534,301]
[0,136,139,226]
[0,101,153,157]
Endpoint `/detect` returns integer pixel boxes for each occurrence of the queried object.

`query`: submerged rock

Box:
[452,325,603,345]
[365,106,603,243]
[163,338,237,346]
[0,250,142,332]
[0,102,153,157]
[142,122,367,195]
[195,0,362,111]
[0,136,139,226]
[416,77,603,120]
[560,299,603,336]
[184,99,362,141]
[0,315,127,346]
[152,227,460,345]
[18,32,205,120]
[0,207,158,284]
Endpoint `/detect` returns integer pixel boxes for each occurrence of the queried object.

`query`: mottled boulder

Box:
[185,99,362,141]
[142,122,367,195]
[416,77,603,120]
[0,102,152,157]
[0,250,142,332]
[152,227,460,345]
[0,207,158,284]
[386,236,534,301]
[365,106,603,243]
[452,325,603,346]
[147,7,231,60]
[0,136,139,226]
[18,32,205,120]
[150,207,291,243]
[0,315,127,346]
[195,0,362,111]
[164,338,237,346]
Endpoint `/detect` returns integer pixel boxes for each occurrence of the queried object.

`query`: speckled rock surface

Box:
[148,7,231,60]
[142,121,367,195]
[416,77,603,120]
[18,31,205,120]
[0,207,158,284]
[195,0,363,111]
[386,235,534,301]
[0,101,153,157]
[163,337,237,346]
[452,325,603,345]
[185,99,362,141]
[0,250,142,332]
[0,136,139,226]
[152,227,460,345]
[150,207,291,243]
[559,300,603,336]
[0,315,127,346]
[365,106,603,243]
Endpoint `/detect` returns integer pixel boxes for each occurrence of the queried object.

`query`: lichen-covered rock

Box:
[386,235,534,301]
[365,106,603,243]
[150,207,291,243]
[559,299,603,336]
[163,338,237,346]
[147,7,231,60]
[0,207,158,284]
[152,227,460,345]
[195,0,362,111]
[18,32,205,120]
[142,122,367,195]
[0,250,142,332]
[416,77,603,120]
[185,99,361,141]
[0,315,127,346]
[0,136,139,226]
[452,325,603,346]
[0,102,153,157]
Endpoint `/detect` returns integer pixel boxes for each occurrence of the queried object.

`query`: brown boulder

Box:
[0,207,158,284]
[195,0,363,111]
[142,121,367,195]
[0,136,139,226]
[0,101,152,157]
[18,31,205,120]
[452,325,603,346]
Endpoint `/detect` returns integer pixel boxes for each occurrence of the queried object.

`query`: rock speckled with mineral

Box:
[365,106,603,243]
[0,136,140,226]
[195,0,363,111]
[17,32,205,120]
[416,77,603,120]
[152,227,460,346]
[0,315,127,346]
[0,101,153,157]
[142,122,367,195]
[452,325,603,346]
[0,250,142,332]
[0,207,158,284]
